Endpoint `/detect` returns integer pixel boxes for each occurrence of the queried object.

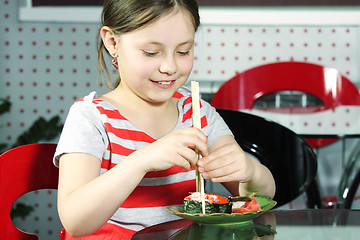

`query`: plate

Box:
[167,195,276,225]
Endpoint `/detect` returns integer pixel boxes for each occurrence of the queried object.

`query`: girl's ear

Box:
[100,26,118,56]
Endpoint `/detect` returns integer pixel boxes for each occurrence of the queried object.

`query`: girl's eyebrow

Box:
[145,39,194,47]
[179,40,195,46]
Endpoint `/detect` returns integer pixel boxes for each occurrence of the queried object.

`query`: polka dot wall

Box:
[191,25,359,93]
[11,190,63,239]
[2,0,360,238]
[1,1,109,147]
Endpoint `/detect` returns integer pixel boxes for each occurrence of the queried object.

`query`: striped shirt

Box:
[54,87,233,234]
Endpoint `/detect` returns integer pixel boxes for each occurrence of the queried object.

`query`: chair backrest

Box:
[211,61,360,111]
[0,143,58,240]
[343,170,360,209]
[216,109,320,208]
[338,141,360,209]
[211,62,360,149]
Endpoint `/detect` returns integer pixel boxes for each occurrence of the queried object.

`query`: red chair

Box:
[211,61,360,148]
[0,143,59,239]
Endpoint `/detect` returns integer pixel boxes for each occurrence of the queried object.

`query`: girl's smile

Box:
[150,80,176,89]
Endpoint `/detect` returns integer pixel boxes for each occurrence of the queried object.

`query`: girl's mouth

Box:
[151,80,175,88]
[158,81,172,85]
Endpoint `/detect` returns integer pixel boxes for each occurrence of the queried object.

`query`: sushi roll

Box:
[183,192,231,214]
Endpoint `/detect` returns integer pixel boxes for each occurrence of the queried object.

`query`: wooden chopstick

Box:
[191,81,206,214]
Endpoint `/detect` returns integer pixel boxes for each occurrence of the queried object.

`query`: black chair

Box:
[337,142,360,209]
[342,171,360,209]
[216,109,322,208]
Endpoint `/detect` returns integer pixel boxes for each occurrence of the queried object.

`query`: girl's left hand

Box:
[197,140,254,183]
[197,135,275,198]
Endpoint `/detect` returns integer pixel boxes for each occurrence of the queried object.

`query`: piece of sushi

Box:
[183,192,231,214]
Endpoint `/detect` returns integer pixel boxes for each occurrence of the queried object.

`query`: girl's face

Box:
[114,10,195,104]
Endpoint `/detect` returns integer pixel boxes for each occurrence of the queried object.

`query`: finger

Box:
[209,171,241,183]
[178,147,199,168]
[184,128,208,157]
[172,154,192,172]
[198,153,235,171]
[197,146,230,168]
[203,162,238,179]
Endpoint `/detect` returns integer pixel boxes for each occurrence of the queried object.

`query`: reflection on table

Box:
[131,209,360,240]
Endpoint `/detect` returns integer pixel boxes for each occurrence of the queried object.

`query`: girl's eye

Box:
[143,51,158,57]
[177,50,190,56]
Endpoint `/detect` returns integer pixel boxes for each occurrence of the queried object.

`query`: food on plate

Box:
[182,192,262,214]
[231,193,261,213]
[183,192,231,214]
[231,197,261,213]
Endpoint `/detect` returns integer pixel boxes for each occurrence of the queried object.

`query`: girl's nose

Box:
[159,55,177,75]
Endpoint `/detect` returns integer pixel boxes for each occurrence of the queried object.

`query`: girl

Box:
[54,0,275,239]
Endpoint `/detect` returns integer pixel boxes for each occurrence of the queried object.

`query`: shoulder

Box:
[70,91,104,112]
[176,85,191,98]
[65,91,108,123]
[77,91,97,102]
[176,85,216,115]
[72,91,102,108]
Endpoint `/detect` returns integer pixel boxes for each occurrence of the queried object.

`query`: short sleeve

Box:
[53,100,108,167]
[201,100,233,147]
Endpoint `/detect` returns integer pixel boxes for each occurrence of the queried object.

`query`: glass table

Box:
[131,209,360,240]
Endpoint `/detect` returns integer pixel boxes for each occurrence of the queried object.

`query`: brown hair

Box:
[97,0,200,89]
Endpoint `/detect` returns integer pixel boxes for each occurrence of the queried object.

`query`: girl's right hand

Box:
[135,127,208,173]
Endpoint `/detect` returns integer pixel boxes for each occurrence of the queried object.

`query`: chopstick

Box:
[191,81,206,214]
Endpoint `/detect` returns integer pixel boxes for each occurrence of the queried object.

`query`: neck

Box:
[115,86,175,113]
[101,85,180,139]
